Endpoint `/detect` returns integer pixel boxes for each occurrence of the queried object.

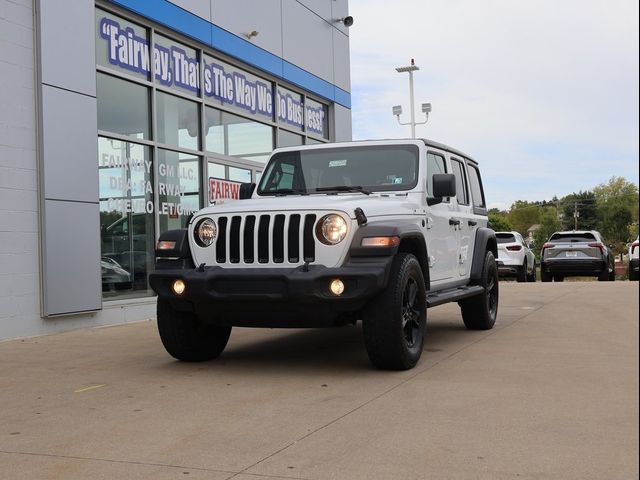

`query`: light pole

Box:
[393,59,431,138]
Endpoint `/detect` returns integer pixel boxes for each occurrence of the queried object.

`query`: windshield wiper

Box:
[315,185,371,195]
[266,188,309,196]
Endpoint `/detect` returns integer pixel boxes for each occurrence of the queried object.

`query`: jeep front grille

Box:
[213,213,316,265]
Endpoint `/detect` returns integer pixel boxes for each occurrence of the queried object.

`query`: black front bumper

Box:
[541,258,606,276]
[149,258,393,327]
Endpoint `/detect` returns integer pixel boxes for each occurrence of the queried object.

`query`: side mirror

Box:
[239,182,256,200]
[432,173,456,198]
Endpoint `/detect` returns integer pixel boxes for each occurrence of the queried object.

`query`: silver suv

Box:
[150,139,499,370]
[540,230,615,282]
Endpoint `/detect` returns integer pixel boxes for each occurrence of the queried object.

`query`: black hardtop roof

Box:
[419,138,477,164]
[277,138,478,165]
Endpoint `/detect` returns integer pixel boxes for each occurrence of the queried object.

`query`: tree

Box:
[593,177,639,247]
[560,191,598,231]
[507,201,541,237]
[533,207,562,257]
[488,210,512,232]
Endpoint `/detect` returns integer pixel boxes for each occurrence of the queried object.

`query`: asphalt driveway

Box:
[0,282,638,479]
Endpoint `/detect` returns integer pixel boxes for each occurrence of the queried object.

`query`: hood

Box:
[192,193,424,220]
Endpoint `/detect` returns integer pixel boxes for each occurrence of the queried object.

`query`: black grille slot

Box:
[229,216,241,263]
[273,214,285,263]
[303,214,316,262]
[288,214,301,262]
[216,217,228,263]
[243,215,256,263]
[258,215,270,263]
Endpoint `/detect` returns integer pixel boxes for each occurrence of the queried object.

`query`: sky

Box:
[347,0,639,210]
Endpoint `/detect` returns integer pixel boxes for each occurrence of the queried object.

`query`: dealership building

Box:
[0,0,352,339]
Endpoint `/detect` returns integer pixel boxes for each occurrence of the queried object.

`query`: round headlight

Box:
[316,214,348,245]
[195,218,217,247]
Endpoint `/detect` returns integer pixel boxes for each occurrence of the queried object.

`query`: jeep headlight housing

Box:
[195,218,217,247]
[316,214,348,245]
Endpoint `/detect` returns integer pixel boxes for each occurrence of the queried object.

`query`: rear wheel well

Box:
[398,236,430,289]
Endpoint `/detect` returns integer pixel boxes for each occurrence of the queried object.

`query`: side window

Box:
[467,164,486,208]
[451,158,469,205]
[426,152,447,197]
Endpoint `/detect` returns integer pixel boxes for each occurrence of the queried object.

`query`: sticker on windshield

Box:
[393,177,403,184]
[329,160,347,167]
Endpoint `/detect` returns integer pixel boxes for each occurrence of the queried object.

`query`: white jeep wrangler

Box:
[149,139,498,370]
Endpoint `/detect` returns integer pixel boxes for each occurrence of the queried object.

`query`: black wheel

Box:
[157,298,231,361]
[527,264,537,282]
[516,260,527,283]
[541,270,552,282]
[597,269,609,282]
[460,250,499,330]
[362,253,426,370]
[554,275,564,282]
[630,268,639,281]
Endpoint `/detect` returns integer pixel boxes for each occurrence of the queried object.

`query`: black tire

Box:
[541,270,552,282]
[597,269,609,282]
[527,264,537,282]
[460,250,499,330]
[362,253,427,370]
[157,298,231,361]
[554,275,564,282]
[516,260,527,283]
[630,268,639,281]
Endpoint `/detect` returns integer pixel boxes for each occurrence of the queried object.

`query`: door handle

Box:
[449,218,461,226]
[468,220,477,226]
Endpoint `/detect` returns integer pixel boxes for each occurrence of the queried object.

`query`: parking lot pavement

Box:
[0,282,637,480]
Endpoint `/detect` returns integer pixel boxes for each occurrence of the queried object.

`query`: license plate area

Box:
[565,251,578,257]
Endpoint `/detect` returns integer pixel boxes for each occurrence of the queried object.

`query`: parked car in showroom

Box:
[495,231,536,282]
[540,230,615,282]
[629,236,639,281]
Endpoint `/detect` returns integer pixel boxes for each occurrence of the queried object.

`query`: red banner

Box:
[209,178,241,203]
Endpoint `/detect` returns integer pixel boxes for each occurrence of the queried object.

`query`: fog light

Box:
[172,279,186,295]
[329,279,344,296]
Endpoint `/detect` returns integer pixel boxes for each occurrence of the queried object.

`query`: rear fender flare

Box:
[470,228,497,284]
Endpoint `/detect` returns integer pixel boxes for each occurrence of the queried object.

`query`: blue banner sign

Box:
[98,15,326,137]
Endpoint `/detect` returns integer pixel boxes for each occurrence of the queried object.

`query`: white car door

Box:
[425,151,457,283]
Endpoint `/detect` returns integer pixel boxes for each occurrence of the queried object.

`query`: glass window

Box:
[157,149,201,232]
[277,129,303,148]
[156,91,200,151]
[229,166,251,183]
[306,137,323,145]
[426,152,447,197]
[202,53,274,122]
[97,73,150,139]
[305,98,329,139]
[451,159,469,205]
[205,107,273,162]
[96,9,150,81]
[98,137,154,298]
[208,161,225,180]
[467,164,486,208]
[277,86,304,132]
[154,34,200,97]
[258,145,419,194]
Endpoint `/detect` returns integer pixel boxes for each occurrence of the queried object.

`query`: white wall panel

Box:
[282,0,333,84]
[212,0,283,58]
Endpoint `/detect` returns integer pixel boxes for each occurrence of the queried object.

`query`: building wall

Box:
[0,0,352,340]
[0,0,41,338]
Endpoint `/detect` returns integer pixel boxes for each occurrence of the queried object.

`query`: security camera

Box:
[336,16,354,27]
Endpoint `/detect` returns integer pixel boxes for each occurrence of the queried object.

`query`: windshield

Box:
[257,145,419,195]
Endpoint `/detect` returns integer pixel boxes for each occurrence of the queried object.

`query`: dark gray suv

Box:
[540,231,615,282]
